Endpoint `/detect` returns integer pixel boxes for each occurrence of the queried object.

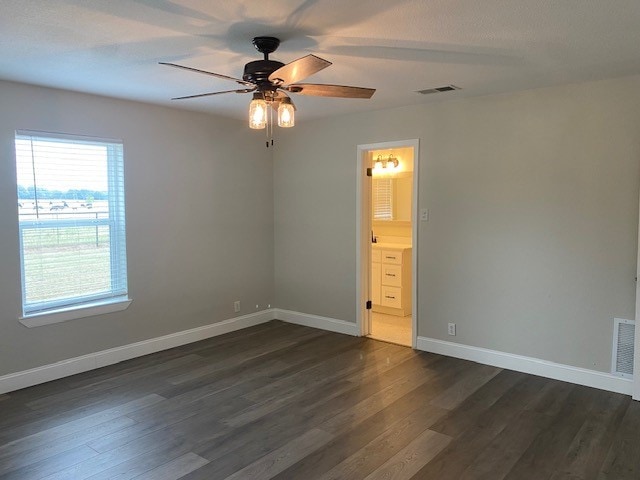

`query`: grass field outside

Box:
[21,224,112,305]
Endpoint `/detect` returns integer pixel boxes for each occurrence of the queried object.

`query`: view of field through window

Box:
[16,135,118,312]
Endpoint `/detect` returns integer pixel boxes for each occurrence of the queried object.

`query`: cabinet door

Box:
[371,262,381,305]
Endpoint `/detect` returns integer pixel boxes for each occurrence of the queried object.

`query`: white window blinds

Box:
[373,177,393,220]
[15,131,128,316]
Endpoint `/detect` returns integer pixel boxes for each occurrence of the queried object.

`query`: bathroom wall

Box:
[372,146,414,242]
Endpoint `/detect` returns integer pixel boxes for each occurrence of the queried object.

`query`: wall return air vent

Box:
[416,85,460,95]
[612,318,635,378]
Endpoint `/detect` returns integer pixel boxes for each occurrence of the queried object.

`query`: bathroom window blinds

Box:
[373,177,393,220]
[15,131,128,316]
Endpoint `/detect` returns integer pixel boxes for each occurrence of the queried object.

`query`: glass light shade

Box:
[277,101,295,128]
[249,98,267,129]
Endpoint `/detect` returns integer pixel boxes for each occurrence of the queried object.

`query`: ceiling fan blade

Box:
[171,88,255,100]
[159,62,254,87]
[268,54,332,85]
[287,83,375,99]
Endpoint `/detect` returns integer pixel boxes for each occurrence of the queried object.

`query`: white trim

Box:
[410,141,419,349]
[634,187,640,400]
[274,309,359,336]
[355,144,371,338]
[417,336,633,396]
[20,297,132,328]
[355,139,420,348]
[0,310,274,394]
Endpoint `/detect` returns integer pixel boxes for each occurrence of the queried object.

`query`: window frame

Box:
[15,130,130,326]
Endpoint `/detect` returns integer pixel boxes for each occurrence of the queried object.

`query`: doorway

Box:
[356,140,419,348]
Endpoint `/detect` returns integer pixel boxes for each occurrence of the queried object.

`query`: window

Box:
[373,177,393,220]
[15,131,128,321]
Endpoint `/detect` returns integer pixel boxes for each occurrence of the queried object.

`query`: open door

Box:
[356,139,419,348]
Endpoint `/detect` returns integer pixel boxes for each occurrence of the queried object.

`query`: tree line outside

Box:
[17,185,108,201]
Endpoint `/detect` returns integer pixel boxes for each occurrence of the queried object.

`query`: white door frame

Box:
[356,139,420,348]
[634,194,640,400]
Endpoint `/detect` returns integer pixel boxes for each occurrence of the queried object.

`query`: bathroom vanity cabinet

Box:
[371,245,412,316]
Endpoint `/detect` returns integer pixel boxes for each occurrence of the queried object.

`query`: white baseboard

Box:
[5,311,625,397]
[417,336,633,396]
[275,309,359,337]
[0,310,275,395]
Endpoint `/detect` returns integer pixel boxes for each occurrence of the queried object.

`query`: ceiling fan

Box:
[160,36,375,133]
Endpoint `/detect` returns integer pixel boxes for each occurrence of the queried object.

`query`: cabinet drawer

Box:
[371,249,381,263]
[382,264,402,287]
[381,250,402,265]
[381,286,402,308]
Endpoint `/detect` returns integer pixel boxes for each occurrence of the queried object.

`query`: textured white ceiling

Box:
[1,0,640,121]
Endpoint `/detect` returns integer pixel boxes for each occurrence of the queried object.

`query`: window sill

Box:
[19,297,132,328]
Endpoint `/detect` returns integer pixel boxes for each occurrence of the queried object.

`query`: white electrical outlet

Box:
[420,208,429,221]
[234,301,241,313]
[448,323,456,336]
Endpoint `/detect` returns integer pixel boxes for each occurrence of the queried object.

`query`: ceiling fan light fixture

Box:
[249,93,267,129]
[162,37,375,141]
[277,98,295,128]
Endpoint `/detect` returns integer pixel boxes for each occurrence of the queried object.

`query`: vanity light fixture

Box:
[373,154,400,172]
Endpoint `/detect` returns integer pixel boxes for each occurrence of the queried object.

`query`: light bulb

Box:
[249,97,267,129]
[277,100,295,128]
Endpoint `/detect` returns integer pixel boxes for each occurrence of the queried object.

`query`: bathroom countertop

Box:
[372,243,412,250]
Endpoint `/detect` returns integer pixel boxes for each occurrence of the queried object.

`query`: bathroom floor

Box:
[369,311,412,346]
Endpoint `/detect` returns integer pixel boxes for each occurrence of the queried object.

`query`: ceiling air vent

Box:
[416,85,460,95]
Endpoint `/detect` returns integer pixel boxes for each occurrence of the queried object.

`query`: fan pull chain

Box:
[270,103,274,146]
[265,101,274,147]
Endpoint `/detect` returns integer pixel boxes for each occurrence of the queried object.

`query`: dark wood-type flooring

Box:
[1,320,639,479]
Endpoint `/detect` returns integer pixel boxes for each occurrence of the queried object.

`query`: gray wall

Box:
[0,81,274,376]
[2,74,639,378]
[274,75,640,372]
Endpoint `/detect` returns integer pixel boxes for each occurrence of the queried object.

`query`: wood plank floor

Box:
[1,320,638,479]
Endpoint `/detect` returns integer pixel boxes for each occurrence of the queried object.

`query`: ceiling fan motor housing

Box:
[242,60,284,90]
